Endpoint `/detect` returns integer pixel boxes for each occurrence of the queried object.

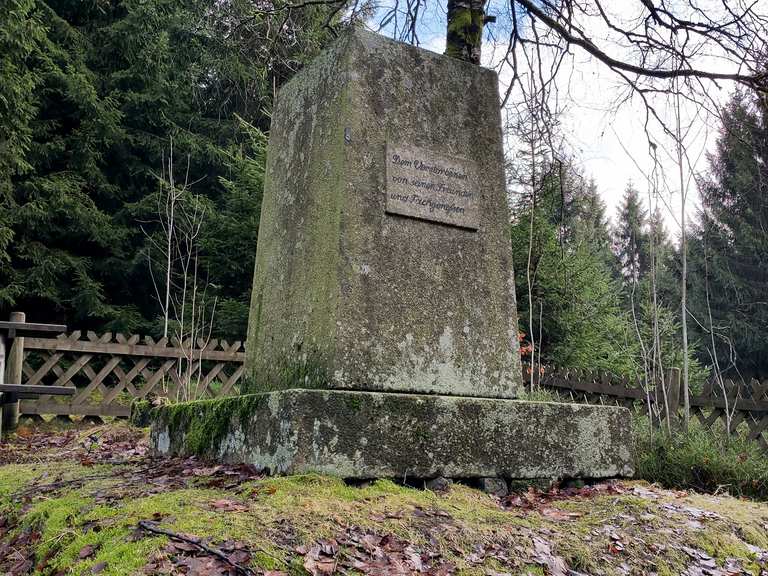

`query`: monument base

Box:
[145,390,634,480]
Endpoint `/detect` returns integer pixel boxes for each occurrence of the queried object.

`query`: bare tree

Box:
[648,157,671,433]
[674,76,691,430]
[506,64,564,390]
[698,213,743,437]
[252,0,767,91]
[142,138,218,402]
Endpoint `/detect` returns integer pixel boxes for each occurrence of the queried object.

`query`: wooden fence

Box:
[10,320,768,452]
[19,330,245,418]
[535,366,768,452]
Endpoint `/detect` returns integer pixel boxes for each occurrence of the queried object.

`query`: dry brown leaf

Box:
[540,507,584,521]
[78,544,96,559]
[209,498,249,512]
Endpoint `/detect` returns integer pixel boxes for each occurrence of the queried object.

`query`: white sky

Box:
[375,1,746,240]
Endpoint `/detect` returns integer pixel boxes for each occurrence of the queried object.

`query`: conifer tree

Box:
[0,0,337,336]
[610,182,706,388]
[689,91,768,378]
[0,0,46,306]
[613,183,650,287]
[511,163,639,376]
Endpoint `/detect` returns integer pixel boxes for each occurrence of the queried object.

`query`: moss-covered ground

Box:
[0,421,766,575]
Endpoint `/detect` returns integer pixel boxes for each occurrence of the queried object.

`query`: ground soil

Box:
[0,421,767,576]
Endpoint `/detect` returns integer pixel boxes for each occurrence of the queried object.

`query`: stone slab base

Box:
[147,390,634,479]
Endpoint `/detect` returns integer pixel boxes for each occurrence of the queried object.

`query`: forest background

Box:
[1,0,766,390]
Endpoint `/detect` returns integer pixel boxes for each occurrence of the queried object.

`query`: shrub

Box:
[634,417,768,500]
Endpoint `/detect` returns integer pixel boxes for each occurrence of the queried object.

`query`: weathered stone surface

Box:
[246,29,522,398]
[478,477,508,497]
[149,390,634,479]
[425,477,452,492]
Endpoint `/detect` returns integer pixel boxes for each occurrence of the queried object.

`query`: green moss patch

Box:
[155,394,271,456]
[1,423,767,575]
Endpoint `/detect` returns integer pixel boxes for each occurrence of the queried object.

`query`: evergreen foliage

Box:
[611,184,704,387]
[509,151,708,385]
[0,0,46,306]
[0,0,337,337]
[688,92,768,378]
[613,183,649,286]
[510,161,640,376]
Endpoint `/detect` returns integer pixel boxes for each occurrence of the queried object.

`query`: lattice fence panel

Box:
[19,331,245,418]
[530,364,768,453]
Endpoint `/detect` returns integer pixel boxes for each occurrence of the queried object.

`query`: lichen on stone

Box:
[243,28,523,399]
[149,389,634,480]
[154,394,270,458]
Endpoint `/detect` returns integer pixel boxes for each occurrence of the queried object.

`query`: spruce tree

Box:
[510,163,639,375]
[613,183,650,286]
[0,0,337,337]
[648,207,678,309]
[0,0,46,306]
[689,91,768,378]
[611,183,705,387]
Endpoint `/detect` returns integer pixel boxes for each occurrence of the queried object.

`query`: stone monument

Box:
[246,29,522,399]
[148,29,633,481]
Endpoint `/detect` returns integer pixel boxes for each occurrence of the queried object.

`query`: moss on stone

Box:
[150,390,633,479]
[157,394,270,457]
[244,29,523,399]
[247,351,332,394]
[245,34,351,393]
[129,399,153,427]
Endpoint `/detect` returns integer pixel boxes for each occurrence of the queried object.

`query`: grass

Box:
[4,468,767,574]
[1,422,767,575]
[633,416,768,500]
[514,386,561,403]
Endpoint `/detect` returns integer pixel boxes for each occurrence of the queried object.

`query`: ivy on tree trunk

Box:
[445,0,484,65]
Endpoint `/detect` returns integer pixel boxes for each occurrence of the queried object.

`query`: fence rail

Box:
[535,366,768,452]
[5,314,768,452]
[19,330,245,418]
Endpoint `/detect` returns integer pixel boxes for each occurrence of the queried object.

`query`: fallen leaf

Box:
[304,556,336,576]
[209,498,249,512]
[541,507,584,521]
[227,549,251,564]
[168,541,198,553]
[78,545,96,559]
[531,536,568,576]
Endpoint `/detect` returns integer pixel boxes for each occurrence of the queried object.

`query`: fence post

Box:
[665,367,681,426]
[0,326,5,432]
[2,312,25,431]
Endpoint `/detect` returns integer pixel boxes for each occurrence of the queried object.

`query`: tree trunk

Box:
[675,81,691,430]
[445,0,485,65]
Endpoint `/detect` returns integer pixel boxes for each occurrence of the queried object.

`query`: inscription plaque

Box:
[385,144,479,229]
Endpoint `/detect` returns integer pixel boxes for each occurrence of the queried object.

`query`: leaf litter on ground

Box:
[1,422,768,576]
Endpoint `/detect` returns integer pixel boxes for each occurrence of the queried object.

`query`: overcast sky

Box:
[374,1,743,240]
